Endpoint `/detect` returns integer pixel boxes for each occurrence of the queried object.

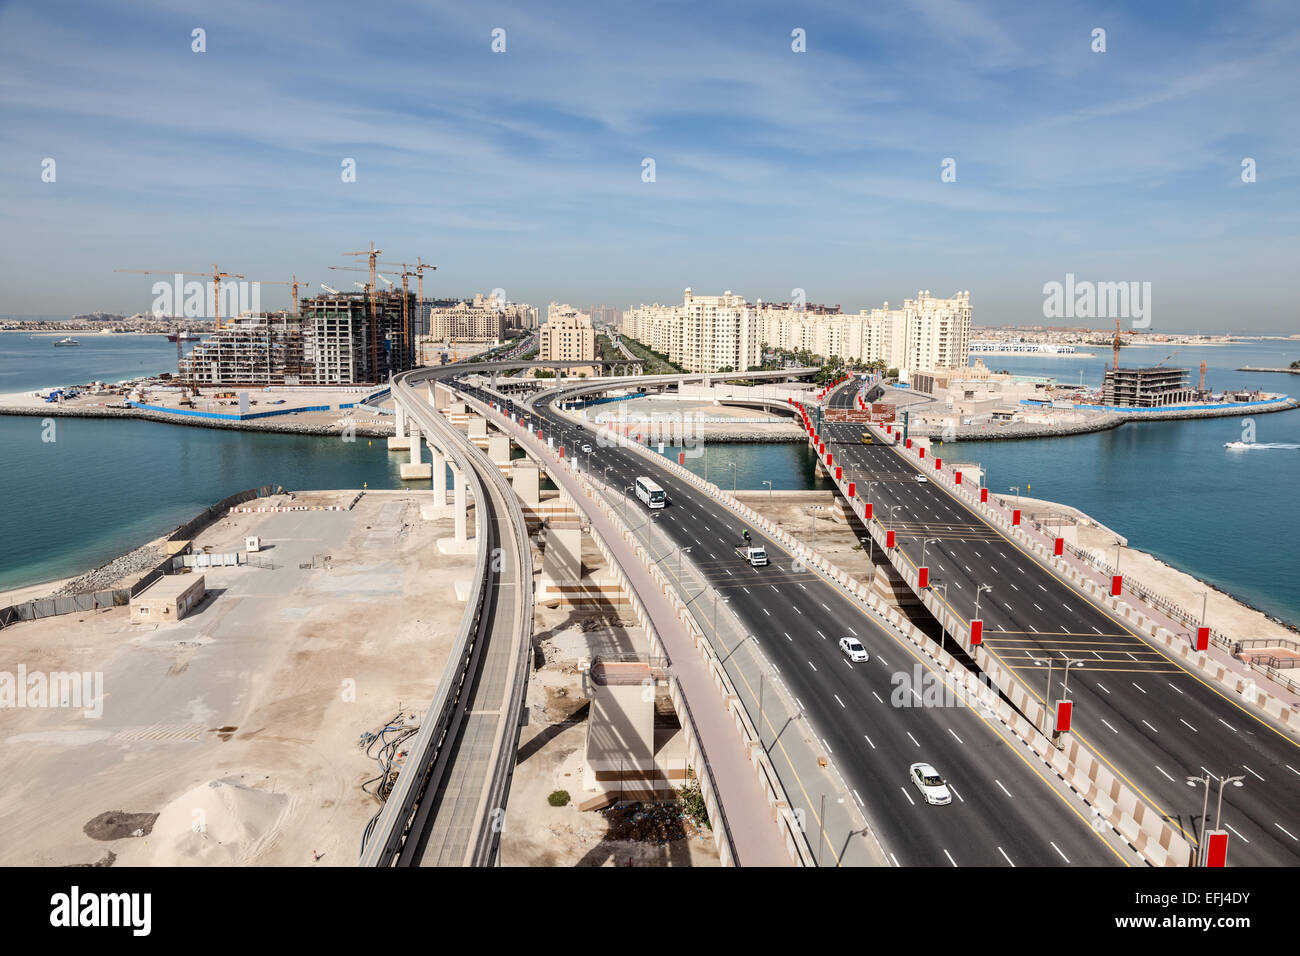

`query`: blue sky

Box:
[1,0,1298,331]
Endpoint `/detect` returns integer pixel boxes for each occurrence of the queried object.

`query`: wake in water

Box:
[1224,442,1300,450]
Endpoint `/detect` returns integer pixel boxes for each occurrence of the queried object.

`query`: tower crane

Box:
[342,243,383,382]
[115,264,245,332]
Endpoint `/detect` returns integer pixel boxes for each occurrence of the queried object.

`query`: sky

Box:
[1,0,1298,332]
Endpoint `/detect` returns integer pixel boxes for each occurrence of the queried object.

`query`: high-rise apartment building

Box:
[180,288,417,386]
[540,303,596,371]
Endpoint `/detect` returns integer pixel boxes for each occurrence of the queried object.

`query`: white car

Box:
[914,475,928,483]
[581,443,592,453]
[909,762,953,805]
[838,637,869,663]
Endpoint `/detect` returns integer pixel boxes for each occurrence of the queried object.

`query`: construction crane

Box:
[115,264,245,332]
[1110,317,1138,370]
[343,243,383,383]
[320,284,340,295]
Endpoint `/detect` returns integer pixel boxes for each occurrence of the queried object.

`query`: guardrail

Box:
[358,370,534,867]
[482,388,813,865]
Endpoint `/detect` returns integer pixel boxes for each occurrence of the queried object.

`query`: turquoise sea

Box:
[1,330,1296,627]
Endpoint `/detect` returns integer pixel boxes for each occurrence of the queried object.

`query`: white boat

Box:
[53,337,80,347]
[1224,441,1252,449]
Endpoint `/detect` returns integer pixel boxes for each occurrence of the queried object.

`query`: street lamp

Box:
[1030,656,1085,735]
[761,479,772,500]
[1185,773,1246,866]
[723,461,738,493]
[1009,486,1020,512]
[973,583,993,621]
[712,590,730,638]
[921,537,940,568]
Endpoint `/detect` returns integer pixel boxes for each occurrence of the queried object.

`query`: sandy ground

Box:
[0,385,393,432]
[0,489,474,866]
[588,397,803,440]
[500,533,719,867]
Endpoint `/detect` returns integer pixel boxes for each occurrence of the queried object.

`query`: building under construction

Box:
[181,289,417,386]
[1101,366,1197,407]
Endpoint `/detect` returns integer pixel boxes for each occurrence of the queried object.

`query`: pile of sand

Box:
[140,777,292,866]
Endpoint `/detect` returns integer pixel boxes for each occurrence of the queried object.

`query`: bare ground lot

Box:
[0,489,472,866]
[500,536,719,867]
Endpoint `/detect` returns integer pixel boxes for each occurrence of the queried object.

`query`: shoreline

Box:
[1000,494,1300,641]
[0,402,393,438]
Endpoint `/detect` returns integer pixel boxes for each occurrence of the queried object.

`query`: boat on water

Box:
[52,337,80,347]
[1224,441,1252,449]
[165,330,202,342]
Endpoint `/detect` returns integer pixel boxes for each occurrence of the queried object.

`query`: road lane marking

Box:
[1101,719,1119,733]
[998,846,1015,867]
[995,780,1012,799]
[1180,718,1198,733]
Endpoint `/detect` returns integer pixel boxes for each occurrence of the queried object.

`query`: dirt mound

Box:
[142,777,292,865]
[83,811,158,841]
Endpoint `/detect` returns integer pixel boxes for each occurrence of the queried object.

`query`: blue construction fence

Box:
[129,388,392,421]
[1023,396,1291,413]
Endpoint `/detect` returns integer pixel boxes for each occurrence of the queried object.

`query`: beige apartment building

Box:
[540,303,597,374]
[621,288,971,374]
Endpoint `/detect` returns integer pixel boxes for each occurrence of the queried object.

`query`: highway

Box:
[460,378,1135,866]
[824,376,1300,865]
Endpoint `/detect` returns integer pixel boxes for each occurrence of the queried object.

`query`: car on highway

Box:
[838,637,869,662]
[908,762,953,805]
[914,475,928,483]
[581,443,592,453]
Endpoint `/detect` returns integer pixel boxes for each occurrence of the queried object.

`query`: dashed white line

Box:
[995,780,1012,799]
[947,728,963,744]
[807,660,817,672]
[1155,766,1175,782]
[1050,842,1070,864]
[1101,719,1119,733]
[906,732,920,747]
[1180,718,1198,733]
[997,846,1015,867]
[1142,720,1158,733]
[1243,765,1264,782]
[900,787,915,806]
[834,694,846,709]
[863,733,876,750]
[1219,718,1237,733]
[943,849,958,867]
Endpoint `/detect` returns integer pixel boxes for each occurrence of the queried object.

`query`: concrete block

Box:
[386,436,412,451]
[399,463,432,480]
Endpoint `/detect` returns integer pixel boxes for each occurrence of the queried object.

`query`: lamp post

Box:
[712,590,730,638]
[1031,656,1085,735]
[974,583,992,622]
[761,479,772,500]
[1009,486,1020,514]
[724,461,737,493]
[1185,773,1245,865]
[921,537,940,569]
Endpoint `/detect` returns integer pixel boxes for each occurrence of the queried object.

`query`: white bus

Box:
[634,476,666,509]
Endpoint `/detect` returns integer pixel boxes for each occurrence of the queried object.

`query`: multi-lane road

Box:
[459,378,1141,866]
[824,377,1300,865]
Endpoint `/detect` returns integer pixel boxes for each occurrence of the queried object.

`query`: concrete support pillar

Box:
[511,461,540,505]
[388,402,412,450]
[437,462,475,553]
[453,465,468,542]
[488,433,510,465]
[433,444,448,506]
[409,424,422,465]
[400,421,432,479]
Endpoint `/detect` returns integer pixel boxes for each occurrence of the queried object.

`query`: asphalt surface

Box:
[463,380,1136,867]
[824,376,1300,866]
